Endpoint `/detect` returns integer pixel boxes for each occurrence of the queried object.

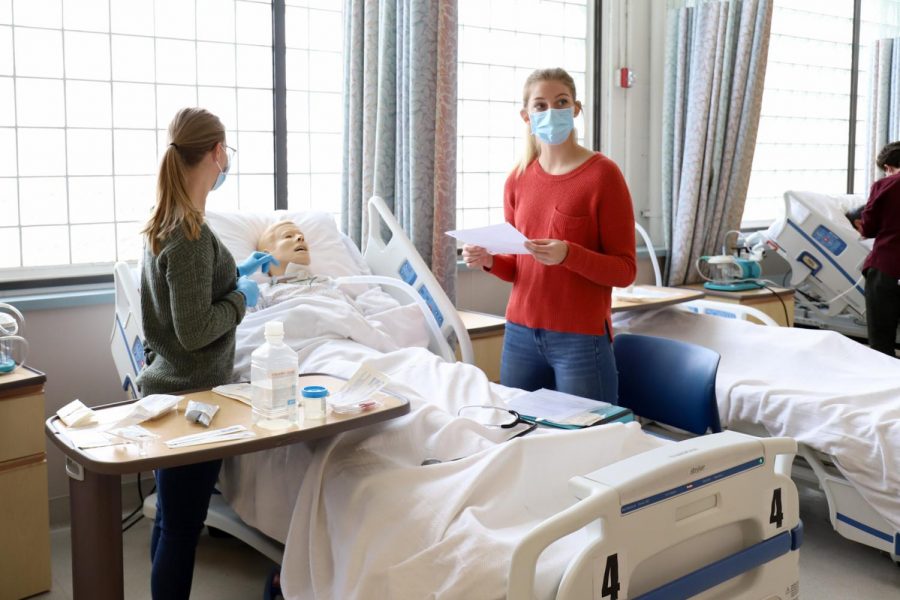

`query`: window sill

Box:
[0,285,114,312]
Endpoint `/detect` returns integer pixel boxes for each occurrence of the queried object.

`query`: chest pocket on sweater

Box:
[549,208,593,246]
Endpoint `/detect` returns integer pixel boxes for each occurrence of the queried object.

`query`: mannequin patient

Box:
[250,219,403,319]
[257,220,311,276]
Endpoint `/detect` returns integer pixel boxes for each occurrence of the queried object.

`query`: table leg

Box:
[69,468,123,599]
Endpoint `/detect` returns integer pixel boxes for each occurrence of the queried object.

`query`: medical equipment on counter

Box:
[696,254,764,291]
[508,431,800,599]
[761,190,870,337]
[0,302,28,374]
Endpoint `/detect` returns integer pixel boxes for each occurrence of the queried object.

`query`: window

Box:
[456,0,591,230]
[0,0,275,280]
[744,0,900,225]
[283,0,343,216]
[743,1,854,225]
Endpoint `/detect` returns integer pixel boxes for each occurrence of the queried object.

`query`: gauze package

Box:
[185,400,220,427]
[111,394,182,428]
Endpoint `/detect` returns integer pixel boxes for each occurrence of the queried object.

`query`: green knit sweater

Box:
[136,223,246,396]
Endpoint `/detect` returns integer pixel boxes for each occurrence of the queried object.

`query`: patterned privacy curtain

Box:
[661,0,773,285]
[342,0,458,300]
[864,38,900,190]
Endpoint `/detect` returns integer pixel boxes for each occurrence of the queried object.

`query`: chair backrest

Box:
[613,333,722,436]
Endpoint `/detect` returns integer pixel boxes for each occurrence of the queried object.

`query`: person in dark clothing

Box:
[854,141,900,356]
[138,107,275,599]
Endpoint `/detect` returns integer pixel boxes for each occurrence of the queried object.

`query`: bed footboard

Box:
[508,431,801,600]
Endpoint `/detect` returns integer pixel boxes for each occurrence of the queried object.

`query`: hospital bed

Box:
[111,198,803,598]
[759,190,871,338]
[615,302,900,564]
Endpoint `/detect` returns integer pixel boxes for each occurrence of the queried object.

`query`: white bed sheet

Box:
[233,283,429,381]
[220,341,665,600]
[613,307,900,531]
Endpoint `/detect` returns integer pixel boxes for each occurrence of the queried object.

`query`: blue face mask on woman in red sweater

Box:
[530,107,574,145]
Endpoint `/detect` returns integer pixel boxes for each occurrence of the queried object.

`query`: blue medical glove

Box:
[236,276,259,308]
[237,251,280,277]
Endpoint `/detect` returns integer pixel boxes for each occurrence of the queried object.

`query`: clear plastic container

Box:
[302,385,328,420]
[250,321,300,430]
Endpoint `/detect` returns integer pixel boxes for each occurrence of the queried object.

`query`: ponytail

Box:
[142,108,224,255]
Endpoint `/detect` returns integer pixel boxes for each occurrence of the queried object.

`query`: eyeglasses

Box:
[224,144,237,163]
[457,405,537,440]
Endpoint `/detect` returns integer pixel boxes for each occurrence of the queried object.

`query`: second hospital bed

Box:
[112,197,802,599]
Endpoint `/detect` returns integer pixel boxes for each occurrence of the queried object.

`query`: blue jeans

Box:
[500,321,618,404]
[150,460,222,600]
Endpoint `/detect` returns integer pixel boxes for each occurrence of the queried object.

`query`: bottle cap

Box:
[301,385,329,398]
[265,320,284,337]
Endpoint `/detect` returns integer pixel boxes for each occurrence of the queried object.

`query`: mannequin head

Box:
[258,220,310,276]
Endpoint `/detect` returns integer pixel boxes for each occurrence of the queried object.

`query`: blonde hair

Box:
[142,107,225,255]
[515,68,578,176]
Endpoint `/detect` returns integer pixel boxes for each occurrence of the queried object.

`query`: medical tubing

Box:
[758,281,790,325]
[635,221,662,286]
[820,274,865,305]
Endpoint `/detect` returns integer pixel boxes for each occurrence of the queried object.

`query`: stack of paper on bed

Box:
[507,388,633,428]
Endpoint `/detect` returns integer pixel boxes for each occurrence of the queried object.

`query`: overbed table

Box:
[45,373,410,600]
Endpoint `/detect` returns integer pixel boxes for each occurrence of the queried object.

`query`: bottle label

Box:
[269,369,297,406]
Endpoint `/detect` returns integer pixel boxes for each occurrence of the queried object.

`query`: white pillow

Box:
[205,210,370,282]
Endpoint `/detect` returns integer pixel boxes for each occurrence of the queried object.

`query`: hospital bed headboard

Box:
[765,190,868,318]
[363,196,474,364]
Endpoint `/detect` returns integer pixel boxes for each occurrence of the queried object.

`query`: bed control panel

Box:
[418,285,444,327]
[812,224,847,256]
[398,259,418,286]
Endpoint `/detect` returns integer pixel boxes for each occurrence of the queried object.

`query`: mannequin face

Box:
[258,221,310,274]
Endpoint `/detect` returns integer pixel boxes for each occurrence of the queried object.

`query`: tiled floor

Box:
[33,481,900,599]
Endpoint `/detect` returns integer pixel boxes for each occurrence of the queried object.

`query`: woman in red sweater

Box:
[462,68,636,402]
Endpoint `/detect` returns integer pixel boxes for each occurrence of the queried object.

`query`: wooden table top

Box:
[45,373,410,475]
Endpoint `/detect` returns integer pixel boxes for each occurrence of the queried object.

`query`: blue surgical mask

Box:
[212,156,229,191]
[530,107,575,145]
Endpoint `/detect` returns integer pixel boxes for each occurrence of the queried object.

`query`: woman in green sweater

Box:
[138,107,276,599]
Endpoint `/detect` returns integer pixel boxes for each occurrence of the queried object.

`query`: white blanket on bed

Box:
[233,284,429,380]
[614,308,900,531]
[221,342,665,600]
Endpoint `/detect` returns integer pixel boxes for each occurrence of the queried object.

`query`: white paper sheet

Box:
[507,388,602,420]
[445,223,529,254]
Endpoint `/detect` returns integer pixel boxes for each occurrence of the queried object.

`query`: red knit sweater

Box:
[488,153,637,335]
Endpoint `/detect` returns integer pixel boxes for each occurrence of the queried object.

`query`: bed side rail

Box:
[508,432,800,600]
[678,299,780,327]
[363,196,474,364]
[111,261,145,399]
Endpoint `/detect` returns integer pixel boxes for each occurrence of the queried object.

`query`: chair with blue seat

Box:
[613,333,722,436]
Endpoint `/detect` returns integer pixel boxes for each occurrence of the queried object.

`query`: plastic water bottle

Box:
[250,321,299,430]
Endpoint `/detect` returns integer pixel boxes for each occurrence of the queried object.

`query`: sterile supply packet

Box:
[107,424,159,456]
[185,400,219,427]
[57,399,98,428]
[165,425,256,448]
[110,394,182,428]
[211,382,253,405]
[329,363,388,414]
